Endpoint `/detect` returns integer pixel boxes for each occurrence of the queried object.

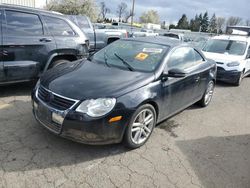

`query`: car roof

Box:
[0,4,63,17]
[212,35,250,43]
[123,36,183,48]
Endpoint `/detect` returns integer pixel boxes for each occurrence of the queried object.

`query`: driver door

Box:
[161,47,201,117]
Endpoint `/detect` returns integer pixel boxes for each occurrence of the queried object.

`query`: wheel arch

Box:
[43,53,78,72]
[139,100,159,121]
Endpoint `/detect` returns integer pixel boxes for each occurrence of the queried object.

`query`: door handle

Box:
[39,38,52,42]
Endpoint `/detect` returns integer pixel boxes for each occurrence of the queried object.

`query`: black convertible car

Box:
[32,37,216,148]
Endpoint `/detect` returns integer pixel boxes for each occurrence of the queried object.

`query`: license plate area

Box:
[37,103,52,122]
[35,102,63,134]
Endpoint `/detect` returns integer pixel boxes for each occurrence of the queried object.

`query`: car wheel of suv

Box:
[198,80,215,107]
[50,59,71,68]
[123,104,156,149]
[234,71,243,86]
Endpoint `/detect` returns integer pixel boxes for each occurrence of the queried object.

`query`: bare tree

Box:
[226,16,242,26]
[117,2,127,22]
[46,0,98,21]
[125,10,134,23]
[246,19,250,26]
[140,10,160,24]
[216,17,226,33]
[100,2,110,20]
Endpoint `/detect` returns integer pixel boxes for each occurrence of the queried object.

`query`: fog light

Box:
[109,116,122,123]
[52,112,64,125]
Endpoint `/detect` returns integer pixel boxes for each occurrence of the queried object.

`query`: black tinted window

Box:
[43,16,75,36]
[168,47,197,71]
[5,11,43,36]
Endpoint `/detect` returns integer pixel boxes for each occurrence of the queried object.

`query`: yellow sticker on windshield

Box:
[135,53,149,61]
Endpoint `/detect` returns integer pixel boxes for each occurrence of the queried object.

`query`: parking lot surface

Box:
[0,79,250,188]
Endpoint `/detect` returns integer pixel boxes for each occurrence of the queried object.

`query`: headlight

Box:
[76,98,116,117]
[227,61,240,67]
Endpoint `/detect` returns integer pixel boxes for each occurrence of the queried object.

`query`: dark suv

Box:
[0,4,89,85]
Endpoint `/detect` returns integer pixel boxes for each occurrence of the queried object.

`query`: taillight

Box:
[125,32,129,38]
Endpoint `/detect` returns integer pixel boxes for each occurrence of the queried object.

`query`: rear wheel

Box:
[50,59,71,68]
[198,80,215,107]
[123,104,156,149]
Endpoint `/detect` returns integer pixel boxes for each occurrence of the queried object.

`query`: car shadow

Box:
[176,135,250,188]
[0,100,129,172]
[0,82,36,97]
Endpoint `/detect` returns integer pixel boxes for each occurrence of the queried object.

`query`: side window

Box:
[168,47,204,71]
[5,10,43,36]
[194,50,204,63]
[43,16,75,36]
[168,47,195,70]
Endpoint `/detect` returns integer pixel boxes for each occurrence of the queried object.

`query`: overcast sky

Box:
[38,0,249,24]
[96,0,249,24]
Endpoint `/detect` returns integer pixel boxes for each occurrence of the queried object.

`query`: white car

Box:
[132,29,159,37]
[202,35,250,86]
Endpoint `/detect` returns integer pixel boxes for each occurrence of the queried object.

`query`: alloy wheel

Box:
[204,81,214,105]
[131,109,155,145]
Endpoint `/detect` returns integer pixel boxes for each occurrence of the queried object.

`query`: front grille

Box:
[38,86,77,111]
[217,67,225,73]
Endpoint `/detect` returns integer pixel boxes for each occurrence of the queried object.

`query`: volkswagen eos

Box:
[32,37,216,148]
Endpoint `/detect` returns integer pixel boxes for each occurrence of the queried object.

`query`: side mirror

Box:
[162,68,187,79]
[246,53,250,59]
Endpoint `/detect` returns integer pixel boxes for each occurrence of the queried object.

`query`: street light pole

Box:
[131,0,135,27]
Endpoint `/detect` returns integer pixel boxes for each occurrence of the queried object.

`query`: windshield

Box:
[92,40,169,72]
[203,39,247,55]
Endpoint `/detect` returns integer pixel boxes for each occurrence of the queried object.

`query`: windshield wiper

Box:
[104,50,110,67]
[114,53,134,71]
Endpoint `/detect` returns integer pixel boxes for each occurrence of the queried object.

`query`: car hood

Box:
[40,60,154,100]
[202,51,245,63]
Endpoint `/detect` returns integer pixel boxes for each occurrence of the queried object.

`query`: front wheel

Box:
[198,80,215,107]
[123,104,156,149]
[234,71,243,86]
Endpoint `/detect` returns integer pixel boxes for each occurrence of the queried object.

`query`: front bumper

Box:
[31,89,133,145]
[216,67,241,83]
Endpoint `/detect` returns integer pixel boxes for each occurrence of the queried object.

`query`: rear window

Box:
[68,15,91,29]
[203,39,247,55]
[43,16,75,36]
[5,10,43,36]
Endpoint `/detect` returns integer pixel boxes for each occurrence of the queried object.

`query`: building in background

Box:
[0,0,46,8]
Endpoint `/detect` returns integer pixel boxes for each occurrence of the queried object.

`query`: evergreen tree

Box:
[177,14,189,29]
[201,11,209,32]
[190,14,200,31]
[209,13,217,33]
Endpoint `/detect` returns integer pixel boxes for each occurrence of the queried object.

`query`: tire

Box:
[234,71,243,86]
[50,59,71,68]
[123,104,156,149]
[198,80,215,107]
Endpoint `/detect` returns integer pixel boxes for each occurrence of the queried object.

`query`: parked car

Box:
[132,29,159,37]
[32,37,216,148]
[67,15,128,51]
[202,30,250,86]
[160,32,184,41]
[0,4,89,86]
